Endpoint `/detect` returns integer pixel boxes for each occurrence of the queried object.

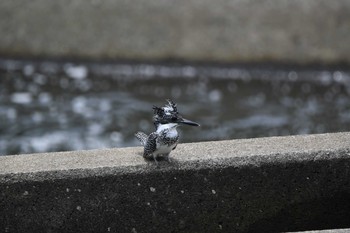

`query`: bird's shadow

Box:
[136,152,180,167]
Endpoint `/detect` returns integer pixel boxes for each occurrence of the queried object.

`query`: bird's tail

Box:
[135,131,148,146]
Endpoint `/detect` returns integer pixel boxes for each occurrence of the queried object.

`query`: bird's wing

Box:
[143,132,158,158]
[135,131,148,146]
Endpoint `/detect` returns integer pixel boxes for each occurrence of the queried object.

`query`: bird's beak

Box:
[178,118,200,126]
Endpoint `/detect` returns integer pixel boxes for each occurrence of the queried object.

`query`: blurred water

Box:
[1,59,350,156]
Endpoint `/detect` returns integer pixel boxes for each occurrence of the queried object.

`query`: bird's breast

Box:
[154,143,176,155]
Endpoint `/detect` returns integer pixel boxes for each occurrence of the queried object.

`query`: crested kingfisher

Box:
[135,100,200,161]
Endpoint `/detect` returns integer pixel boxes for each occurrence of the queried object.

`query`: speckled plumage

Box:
[135,124,179,160]
[135,100,199,161]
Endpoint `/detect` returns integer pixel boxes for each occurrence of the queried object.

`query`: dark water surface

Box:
[1,59,350,156]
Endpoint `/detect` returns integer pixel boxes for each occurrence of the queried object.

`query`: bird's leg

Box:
[152,154,158,165]
[163,153,171,162]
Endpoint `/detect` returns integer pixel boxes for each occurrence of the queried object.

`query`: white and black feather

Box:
[135,131,148,146]
[135,124,179,159]
[143,132,158,158]
[135,100,198,160]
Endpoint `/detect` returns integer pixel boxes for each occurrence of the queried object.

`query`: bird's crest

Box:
[153,99,180,128]
[153,99,178,117]
[164,99,177,113]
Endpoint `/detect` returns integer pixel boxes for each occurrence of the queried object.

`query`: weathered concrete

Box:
[0,0,350,64]
[1,132,350,232]
[291,229,350,233]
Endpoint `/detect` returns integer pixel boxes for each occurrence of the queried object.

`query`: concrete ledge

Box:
[1,132,350,232]
[290,229,350,233]
[1,0,350,64]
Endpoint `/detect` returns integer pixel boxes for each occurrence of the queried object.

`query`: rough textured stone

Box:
[0,0,349,64]
[1,132,350,232]
[290,229,350,233]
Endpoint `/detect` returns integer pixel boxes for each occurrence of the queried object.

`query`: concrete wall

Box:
[1,132,350,232]
[1,0,350,64]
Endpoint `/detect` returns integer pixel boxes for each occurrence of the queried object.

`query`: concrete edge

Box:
[1,132,350,184]
[2,132,350,232]
[288,228,350,233]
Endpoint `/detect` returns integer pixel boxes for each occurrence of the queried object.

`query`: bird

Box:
[135,100,200,161]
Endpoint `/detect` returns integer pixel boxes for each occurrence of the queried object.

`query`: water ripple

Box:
[1,59,350,155]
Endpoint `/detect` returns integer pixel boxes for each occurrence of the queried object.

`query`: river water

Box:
[1,59,350,156]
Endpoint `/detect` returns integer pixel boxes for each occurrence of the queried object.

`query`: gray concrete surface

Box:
[1,132,350,232]
[290,228,350,233]
[1,0,350,64]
